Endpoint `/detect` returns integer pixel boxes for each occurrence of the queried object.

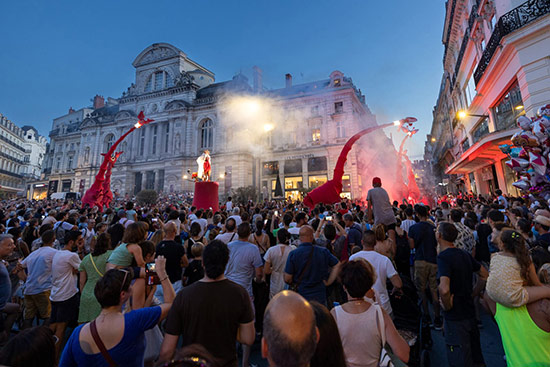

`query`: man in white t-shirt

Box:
[349,229,402,317]
[288,212,308,246]
[225,197,233,212]
[215,218,238,244]
[50,230,82,356]
[228,207,242,227]
[191,209,208,237]
[400,207,416,234]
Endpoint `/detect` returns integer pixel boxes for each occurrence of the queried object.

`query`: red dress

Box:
[204,156,211,177]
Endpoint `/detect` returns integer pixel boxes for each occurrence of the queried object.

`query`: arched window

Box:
[104,134,115,153]
[144,71,173,92]
[200,119,213,149]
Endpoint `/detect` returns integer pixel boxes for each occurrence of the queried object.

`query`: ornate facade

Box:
[0,114,47,198]
[425,0,550,196]
[42,43,399,201]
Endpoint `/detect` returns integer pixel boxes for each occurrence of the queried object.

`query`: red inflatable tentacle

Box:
[333,122,394,179]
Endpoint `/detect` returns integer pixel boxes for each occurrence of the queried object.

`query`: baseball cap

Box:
[372,177,382,186]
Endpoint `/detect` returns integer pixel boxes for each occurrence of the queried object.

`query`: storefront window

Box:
[285,176,303,190]
[308,175,327,189]
[472,118,489,143]
[285,176,303,201]
[284,159,302,174]
[263,161,279,176]
[493,82,523,131]
[62,179,72,192]
[308,157,327,172]
[342,174,351,193]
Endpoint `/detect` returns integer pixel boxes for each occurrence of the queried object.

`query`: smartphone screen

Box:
[325,216,333,221]
[145,262,160,285]
[264,219,268,225]
[274,210,278,216]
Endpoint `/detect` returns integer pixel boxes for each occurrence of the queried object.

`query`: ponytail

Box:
[500,230,532,282]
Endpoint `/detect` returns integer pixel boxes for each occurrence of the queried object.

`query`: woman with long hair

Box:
[107,221,148,269]
[309,301,347,367]
[78,232,113,323]
[59,257,175,366]
[373,224,395,260]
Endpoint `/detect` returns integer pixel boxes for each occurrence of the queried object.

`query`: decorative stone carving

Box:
[175,71,194,87]
[136,47,176,66]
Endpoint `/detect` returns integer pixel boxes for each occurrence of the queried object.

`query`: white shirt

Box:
[215,231,238,244]
[400,219,416,234]
[50,250,81,302]
[226,201,233,211]
[228,215,242,227]
[349,250,398,315]
[264,244,295,298]
[192,218,208,236]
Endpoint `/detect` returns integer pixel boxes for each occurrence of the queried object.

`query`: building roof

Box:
[269,79,331,97]
[195,74,252,99]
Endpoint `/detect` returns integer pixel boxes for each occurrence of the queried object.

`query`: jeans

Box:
[444,318,485,367]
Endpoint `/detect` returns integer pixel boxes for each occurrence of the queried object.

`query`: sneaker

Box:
[433,317,443,330]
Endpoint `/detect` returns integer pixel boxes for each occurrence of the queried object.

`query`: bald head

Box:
[262,291,318,367]
[298,225,314,244]
[163,222,177,240]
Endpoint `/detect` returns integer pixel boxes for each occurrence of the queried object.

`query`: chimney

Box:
[285,73,292,88]
[68,107,75,114]
[253,66,263,93]
[93,95,105,109]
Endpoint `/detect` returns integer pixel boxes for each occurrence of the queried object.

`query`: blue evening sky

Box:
[0,0,445,158]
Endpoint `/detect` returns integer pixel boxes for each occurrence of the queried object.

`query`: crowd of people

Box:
[0,176,550,367]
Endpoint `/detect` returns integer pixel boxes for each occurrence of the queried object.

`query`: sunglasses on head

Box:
[118,269,130,293]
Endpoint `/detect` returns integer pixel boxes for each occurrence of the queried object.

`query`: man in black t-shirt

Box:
[437,222,488,367]
[408,205,442,329]
[155,222,188,295]
[159,240,255,367]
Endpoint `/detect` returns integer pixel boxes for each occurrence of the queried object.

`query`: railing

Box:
[0,134,26,151]
[0,151,24,165]
[442,0,458,67]
[0,168,23,179]
[474,0,550,85]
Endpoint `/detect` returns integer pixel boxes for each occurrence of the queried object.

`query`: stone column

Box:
[141,171,147,191]
[278,160,285,196]
[154,169,160,191]
[302,158,308,188]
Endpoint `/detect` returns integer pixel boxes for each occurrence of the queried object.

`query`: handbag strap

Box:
[89,255,104,277]
[90,320,118,367]
[373,303,387,346]
[295,245,315,287]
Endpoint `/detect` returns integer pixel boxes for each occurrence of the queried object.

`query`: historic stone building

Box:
[42,43,399,201]
[0,114,47,198]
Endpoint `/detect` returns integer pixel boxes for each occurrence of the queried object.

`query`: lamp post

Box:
[457,110,489,120]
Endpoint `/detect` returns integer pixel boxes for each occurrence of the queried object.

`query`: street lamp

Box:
[457,110,489,120]
[431,137,436,142]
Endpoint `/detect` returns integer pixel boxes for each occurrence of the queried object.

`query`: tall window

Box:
[154,71,163,91]
[104,134,115,153]
[464,74,477,107]
[336,121,345,138]
[334,101,344,113]
[67,156,73,170]
[493,82,523,131]
[200,119,213,149]
[151,125,158,154]
[312,128,321,143]
[144,71,174,92]
[164,123,170,153]
[139,128,146,156]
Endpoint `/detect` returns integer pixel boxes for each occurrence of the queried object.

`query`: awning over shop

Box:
[445,128,519,175]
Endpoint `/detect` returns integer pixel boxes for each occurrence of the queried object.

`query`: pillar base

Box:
[192,181,219,212]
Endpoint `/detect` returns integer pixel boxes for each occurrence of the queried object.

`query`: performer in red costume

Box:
[196,150,211,181]
[82,112,153,210]
[303,117,416,209]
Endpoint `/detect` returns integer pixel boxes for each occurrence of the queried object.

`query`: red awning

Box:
[445,128,519,175]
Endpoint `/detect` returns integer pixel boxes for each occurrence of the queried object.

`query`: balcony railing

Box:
[0,168,23,179]
[474,0,550,85]
[452,0,481,86]
[0,134,26,152]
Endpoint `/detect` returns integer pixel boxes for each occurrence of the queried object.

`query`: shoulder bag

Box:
[289,245,315,292]
[373,303,408,367]
[90,320,118,367]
